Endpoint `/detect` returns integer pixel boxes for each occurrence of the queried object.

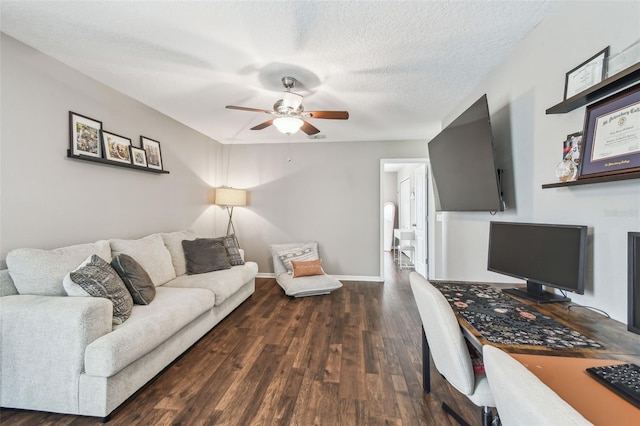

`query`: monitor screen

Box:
[428,94,503,212]
[487,221,588,303]
[629,232,640,335]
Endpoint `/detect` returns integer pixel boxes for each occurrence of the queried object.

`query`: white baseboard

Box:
[256,272,383,282]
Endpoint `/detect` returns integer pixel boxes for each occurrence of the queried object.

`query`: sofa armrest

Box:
[1,295,112,413]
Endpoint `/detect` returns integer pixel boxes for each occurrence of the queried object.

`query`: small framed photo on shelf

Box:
[564,47,609,100]
[555,132,583,182]
[102,131,132,164]
[69,112,102,158]
[578,83,640,179]
[141,136,163,170]
[564,131,582,165]
[131,146,148,167]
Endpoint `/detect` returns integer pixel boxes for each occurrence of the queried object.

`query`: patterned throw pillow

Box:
[277,246,318,273]
[182,238,232,274]
[63,254,133,325]
[223,234,244,266]
[111,254,156,305]
[291,259,325,278]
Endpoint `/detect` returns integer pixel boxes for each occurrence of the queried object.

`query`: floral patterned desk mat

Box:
[432,282,604,350]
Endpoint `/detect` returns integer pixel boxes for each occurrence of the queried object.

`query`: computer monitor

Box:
[629,232,640,335]
[487,221,588,303]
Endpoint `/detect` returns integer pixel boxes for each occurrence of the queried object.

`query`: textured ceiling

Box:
[1,1,559,144]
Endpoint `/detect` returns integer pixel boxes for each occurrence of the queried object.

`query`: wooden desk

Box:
[420,281,640,421]
[512,354,640,425]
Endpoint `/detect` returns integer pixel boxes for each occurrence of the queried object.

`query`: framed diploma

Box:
[564,47,609,100]
[579,83,640,178]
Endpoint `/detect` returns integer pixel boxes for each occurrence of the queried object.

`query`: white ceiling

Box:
[1,1,559,144]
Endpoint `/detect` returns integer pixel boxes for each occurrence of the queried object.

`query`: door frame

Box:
[379,158,432,280]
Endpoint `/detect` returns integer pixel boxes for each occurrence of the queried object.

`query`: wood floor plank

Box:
[338,324,367,400]
[322,343,342,383]
[248,376,287,426]
[1,257,484,425]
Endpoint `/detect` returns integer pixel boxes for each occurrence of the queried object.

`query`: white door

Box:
[414,165,427,276]
[399,178,411,229]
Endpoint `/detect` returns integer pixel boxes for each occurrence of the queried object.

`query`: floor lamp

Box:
[214,188,247,246]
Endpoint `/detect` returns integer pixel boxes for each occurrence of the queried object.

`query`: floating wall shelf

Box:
[546,62,640,114]
[543,61,640,188]
[67,150,170,174]
[542,171,640,189]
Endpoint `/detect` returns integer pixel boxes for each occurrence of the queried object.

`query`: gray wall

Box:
[221,140,425,278]
[1,33,426,278]
[435,1,640,322]
[1,33,224,267]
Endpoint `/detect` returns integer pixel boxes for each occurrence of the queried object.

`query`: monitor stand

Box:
[503,282,570,304]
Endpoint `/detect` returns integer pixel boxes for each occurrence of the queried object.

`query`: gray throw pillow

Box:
[182,238,232,275]
[223,234,245,266]
[65,254,133,325]
[111,254,156,305]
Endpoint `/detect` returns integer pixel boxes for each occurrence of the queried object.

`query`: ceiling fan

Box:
[226,76,349,135]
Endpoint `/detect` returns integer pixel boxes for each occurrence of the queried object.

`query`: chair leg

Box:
[482,406,494,426]
[442,402,493,426]
[442,402,470,426]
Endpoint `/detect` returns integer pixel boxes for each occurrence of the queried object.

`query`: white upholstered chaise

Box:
[270,242,342,297]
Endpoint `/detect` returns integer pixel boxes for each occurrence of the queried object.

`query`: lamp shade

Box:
[215,188,247,206]
[273,117,303,134]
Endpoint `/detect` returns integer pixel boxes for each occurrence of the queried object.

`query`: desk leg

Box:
[422,326,430,393]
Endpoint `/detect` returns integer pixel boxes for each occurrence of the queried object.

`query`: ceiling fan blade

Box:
[300,120,320,135]
[226,105,271,114]
[250,120,273,130]
[306,111,349,120]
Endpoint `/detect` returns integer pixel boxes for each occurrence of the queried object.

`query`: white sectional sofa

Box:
[0,230,258,420]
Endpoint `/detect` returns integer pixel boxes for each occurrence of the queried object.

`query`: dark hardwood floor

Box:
[1,253,481,425]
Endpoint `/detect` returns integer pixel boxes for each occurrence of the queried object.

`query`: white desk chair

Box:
[397,231,415,269]
[409,272,495,426]
[483,345,592,426]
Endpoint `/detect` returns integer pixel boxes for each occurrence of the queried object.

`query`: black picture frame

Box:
[102,130,132,164]
[578,83,640,179]
[629,232,640,335]
[141,136,164,170]
[69,111,103,158]
[564,47,609,100]
[131,146,148,167]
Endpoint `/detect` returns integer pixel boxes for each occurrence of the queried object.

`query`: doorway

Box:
[380,158,432,280]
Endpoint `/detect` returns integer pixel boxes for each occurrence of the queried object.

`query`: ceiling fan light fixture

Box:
[282,92,303,110]
[273,117,303,134]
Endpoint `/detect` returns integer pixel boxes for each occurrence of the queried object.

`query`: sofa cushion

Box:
[0,269,18,297]
[165,261,258,306]
[5,240,111,296]
[291,259,325,278]
[223,234,245,266]
[63,255,133,325]
[276,272,343,297]
[182,238,231,274]
[84,286,216,377]
[160,229,198,276]
[110,234,176,286]
[111,254,156,305]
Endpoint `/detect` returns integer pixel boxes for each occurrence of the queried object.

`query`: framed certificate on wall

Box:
[564,47,609,99]
[579,83,640,178]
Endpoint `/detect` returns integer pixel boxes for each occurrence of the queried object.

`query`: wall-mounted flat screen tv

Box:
[428,94,504,212]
